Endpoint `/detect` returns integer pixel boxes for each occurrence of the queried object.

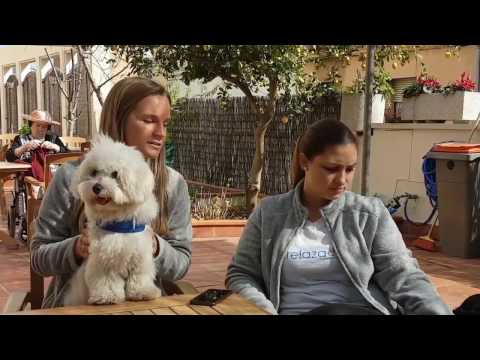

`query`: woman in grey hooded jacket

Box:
[30,78,192,308]
[226,119,452,315]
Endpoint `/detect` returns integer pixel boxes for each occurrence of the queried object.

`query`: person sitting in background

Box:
[6,110,69,163]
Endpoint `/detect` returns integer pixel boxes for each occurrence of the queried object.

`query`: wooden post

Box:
[361,45,376,196]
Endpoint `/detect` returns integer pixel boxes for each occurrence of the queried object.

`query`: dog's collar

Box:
[96,219,146,233]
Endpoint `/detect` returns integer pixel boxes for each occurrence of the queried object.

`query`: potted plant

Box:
[189,183,248,238]
[19,123,31,136]
[340,69,392,132]
[402,72,480,121]
[440,72,480,121]
[401,74,442,121]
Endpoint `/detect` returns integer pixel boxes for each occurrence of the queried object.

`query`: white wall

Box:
[0,45,121,136]
[361,123,480,224]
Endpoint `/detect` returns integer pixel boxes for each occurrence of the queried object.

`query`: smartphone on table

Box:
[190,289,233,306]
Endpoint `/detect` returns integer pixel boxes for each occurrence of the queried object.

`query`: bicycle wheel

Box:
[7,205,16,238]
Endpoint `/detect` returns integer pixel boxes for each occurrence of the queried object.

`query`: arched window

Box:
[41,62,62,135]
[22,64,38,116]
[4,69,19,133]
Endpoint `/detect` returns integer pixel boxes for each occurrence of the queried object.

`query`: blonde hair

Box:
[291,120,358,188]
[99,77,172,235]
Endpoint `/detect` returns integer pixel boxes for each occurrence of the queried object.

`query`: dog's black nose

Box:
[92,183,103,195]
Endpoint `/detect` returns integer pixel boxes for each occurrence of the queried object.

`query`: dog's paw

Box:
[126,285,161,301]
[88,293,125,305]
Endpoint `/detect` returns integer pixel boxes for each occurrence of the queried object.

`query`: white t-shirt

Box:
[278,217,370,315]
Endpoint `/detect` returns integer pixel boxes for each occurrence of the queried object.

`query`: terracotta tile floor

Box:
[2,233,479,312]
[0,236,239,311]
[1,183,479,313]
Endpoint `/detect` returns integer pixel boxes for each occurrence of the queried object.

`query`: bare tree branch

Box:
[75,45,105,106]
[97,63,129,89]
[45,47,85,136]
[69,70,83,137]
[92,55,111,80]
[89,45,116,80]
[72,66,83,113]
[44,48,69,99]
[70,49,76,103]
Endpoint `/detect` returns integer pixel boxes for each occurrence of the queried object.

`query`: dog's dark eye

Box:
[111,171,118,179]
[91,169,97,177]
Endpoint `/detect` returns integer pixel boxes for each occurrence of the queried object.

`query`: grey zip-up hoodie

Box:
[226,180,452,315]
[30,160,192,308]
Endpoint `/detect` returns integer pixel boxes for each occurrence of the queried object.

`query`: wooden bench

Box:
[59,136,88,151]
[0,133,17,147]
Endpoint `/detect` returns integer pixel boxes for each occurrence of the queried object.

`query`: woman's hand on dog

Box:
[74,228,90,262]
[146,226,160,257]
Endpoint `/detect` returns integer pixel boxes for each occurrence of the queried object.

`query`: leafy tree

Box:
[109,45,461,209]
[109,45,341,209]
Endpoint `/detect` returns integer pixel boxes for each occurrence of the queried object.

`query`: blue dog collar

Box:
[97,219,146,233]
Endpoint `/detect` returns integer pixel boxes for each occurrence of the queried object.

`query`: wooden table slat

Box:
[131,310,156,315]
[189,305,221,315]
[9,294,269,316]
[170,305,199,315]
[150,308,177,315]
[111,312,133,315]
[214,295,268,315]
[16,295,190,315]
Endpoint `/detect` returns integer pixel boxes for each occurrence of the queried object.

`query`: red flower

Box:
[453,72,476,91]
[418,76,441,90]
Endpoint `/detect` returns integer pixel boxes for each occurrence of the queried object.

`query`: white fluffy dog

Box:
[63,135,161,306]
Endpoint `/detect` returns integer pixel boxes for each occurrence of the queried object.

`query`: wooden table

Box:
[0,161,32,250]
[8,294,270,315]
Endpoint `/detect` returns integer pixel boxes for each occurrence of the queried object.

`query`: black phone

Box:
[190,289,233,306]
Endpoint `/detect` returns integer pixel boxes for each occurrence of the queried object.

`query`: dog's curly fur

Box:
[64,135,161,306]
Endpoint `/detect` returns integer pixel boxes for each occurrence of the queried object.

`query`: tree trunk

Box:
[235,79,278,213]
[246,115,271,212]
[67,104,74,137]
[68,113,74,137]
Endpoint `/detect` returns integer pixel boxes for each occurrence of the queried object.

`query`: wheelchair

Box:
[7,173,28,244]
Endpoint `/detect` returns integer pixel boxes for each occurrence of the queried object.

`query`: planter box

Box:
[401,92,480,121]
[192,219,247,238]
[340,94,386,132]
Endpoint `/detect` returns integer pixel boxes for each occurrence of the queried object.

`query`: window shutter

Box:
[392,77,416,103]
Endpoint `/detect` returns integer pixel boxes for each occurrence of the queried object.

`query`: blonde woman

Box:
[31,77,192,308]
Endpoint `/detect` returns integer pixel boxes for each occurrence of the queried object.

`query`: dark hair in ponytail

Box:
[291,119,358,187]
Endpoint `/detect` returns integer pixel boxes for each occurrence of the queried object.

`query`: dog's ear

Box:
[118,161,155,204]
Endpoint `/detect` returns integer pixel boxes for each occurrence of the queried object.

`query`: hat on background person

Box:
[23,110,61,126]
